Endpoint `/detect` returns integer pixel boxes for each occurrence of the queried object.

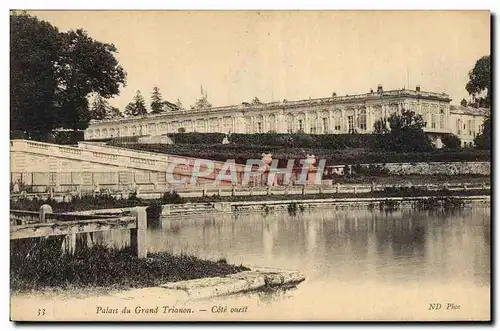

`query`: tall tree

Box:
[466,55,490,108]
[10,12,61,140]
[190,85,212,110]
[89,94,108,120]
[174,99,183,111]
[124,90,148,116]
[55,29,126,132]
[150,86,164,114]
[373,109,433,152]
[106,106,123,119]
[460,98,468,107]
[90,94,122,120]
[10,12,127,141]
[474,116,491,150]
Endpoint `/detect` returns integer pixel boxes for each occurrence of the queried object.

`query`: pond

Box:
[142,206,490,321]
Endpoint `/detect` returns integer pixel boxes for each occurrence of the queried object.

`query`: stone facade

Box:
[84,86,488,146]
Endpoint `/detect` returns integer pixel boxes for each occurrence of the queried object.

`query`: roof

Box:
[450,105,490,116]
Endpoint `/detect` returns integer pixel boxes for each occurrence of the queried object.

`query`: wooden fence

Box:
[10,205,147,258]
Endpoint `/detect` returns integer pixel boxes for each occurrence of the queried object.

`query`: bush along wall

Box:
[112,142,491,166]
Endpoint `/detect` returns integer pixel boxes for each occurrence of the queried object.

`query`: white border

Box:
[2,1,497,330]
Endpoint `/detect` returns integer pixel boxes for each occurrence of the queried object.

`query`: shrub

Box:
[441,134,462,150]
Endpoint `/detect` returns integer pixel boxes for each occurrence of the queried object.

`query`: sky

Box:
[28,10,491,111]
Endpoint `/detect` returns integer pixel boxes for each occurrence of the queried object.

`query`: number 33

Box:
[37,309,45,316]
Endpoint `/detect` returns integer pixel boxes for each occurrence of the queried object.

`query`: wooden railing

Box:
[10,206,147,258]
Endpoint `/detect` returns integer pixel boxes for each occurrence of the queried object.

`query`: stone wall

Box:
[381,162,490,176]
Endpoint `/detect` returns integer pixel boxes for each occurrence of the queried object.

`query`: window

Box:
[439,109,445,129]
[456,119,462,134]
[334,111,342,131]
[431,113,437,129]
[257,122,262,133]
[322,117,328,133]
[298,119,304,132]
[468,120,472,135]
[347,116,354,133]
[310,127,316,134]
[358,110,367,130]
[286,115,294,133]
[268,115,276,132]
[223,117,232,133]
[245,117,252,133]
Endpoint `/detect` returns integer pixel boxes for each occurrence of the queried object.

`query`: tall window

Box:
[257,122,262,133]
[322,117,328,133]
[334,110,342,131]
[358,110,367,131]
[268,115,276,132]
[223,117,232,133]
[286,115,294,133]
[456,119,462,134]
[431,113,437,129]
[245,117,252,133]
[298,119,304,132]
[439,109,445,129]
[347,116,354,133]
[468,120,472,135]
[310,127,316,134]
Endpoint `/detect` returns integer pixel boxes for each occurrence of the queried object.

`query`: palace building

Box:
[84,85,489,147]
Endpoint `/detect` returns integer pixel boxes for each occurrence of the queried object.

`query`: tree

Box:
[373,118,389,135]
[124,90,148,116]
[10,12,61,141]
[107,106,123,119]
[374,109,433,152]
[474,116,491,150]
[55,28,126,133]
[174,99,183,110]
[10,12,127,141]
[460,99,468,107]
[90,94,123,120]
[441,134,461,150]
[466,55,490,108]
[150,86,164,114]
[251,97,262,105]
[190,86,212,110]
[89,94,107,120]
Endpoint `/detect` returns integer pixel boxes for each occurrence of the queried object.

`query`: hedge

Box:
[162,132,378,149]
[168,132,226,145]
[112,143,491,166]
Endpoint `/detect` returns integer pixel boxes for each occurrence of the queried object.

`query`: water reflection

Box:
[96,206,490,289]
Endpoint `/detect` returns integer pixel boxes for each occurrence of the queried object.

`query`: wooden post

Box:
[39,204,53,223]
[131,207,147,258]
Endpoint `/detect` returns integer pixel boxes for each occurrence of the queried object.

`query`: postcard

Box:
[9,10,491,322]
